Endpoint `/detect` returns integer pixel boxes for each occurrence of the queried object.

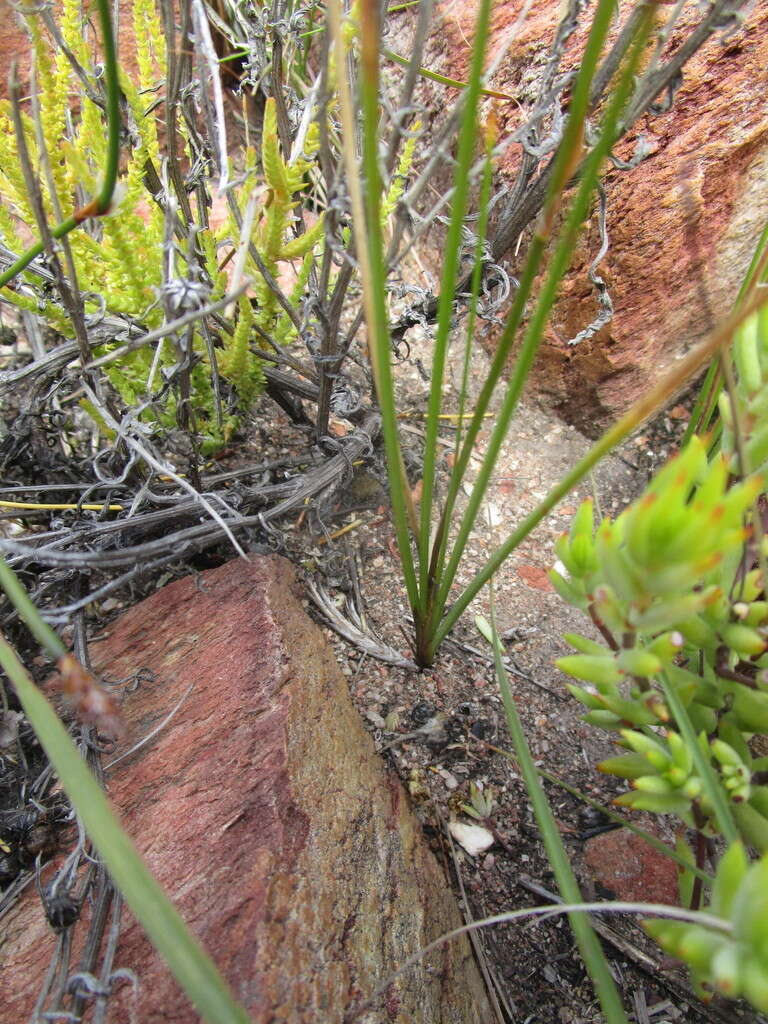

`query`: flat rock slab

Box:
[3,556,491,1023]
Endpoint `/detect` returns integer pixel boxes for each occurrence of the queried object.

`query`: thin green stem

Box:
[330,0,420,610]
[428,286,768,660]
[426,118,497,616]
[488,594,629,1023]
[659,670,739,846]
[432,2,653,635]
[683,217,768,447]
[383,48,513,99]
[454,135,494,464]
[417,0,493,601]
[427,0,631,630]
[0,0,120,289]
[96,0,120,214]
[737,217,768,301]
[428,235,546,610]
[385,1,421,10]
[682,359,722,445]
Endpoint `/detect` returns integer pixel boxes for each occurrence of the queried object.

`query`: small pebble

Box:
[438,769,459,790]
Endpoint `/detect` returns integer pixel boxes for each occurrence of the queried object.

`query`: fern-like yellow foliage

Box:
[0,4,328,452]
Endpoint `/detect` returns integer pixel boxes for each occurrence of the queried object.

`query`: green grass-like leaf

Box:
[484,596,630,1023]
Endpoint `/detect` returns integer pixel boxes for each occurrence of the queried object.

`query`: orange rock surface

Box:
[2,558,490,1023]
[390,0,768,432]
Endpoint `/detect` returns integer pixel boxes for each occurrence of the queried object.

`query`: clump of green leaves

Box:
[645,842,768,1010]
[0,0,199,429]
[553,437,766,834]
[0,3,327,451]
[553,309,768,848]
[552,304,768,1009]
[0,0,163,329]
[251,97,324,342]
[460,779,496,821]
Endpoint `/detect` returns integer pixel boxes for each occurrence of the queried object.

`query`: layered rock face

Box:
[387,0,768,433]
[0,0,144,96]
[2,557,491,1023]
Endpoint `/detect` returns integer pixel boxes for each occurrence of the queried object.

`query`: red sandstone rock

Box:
[583,828,680,906]
[0,0,144,101]
[388,0,768,433]
[515,563,554,592]
[0,3,32,96]
[2,557,491,1023]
